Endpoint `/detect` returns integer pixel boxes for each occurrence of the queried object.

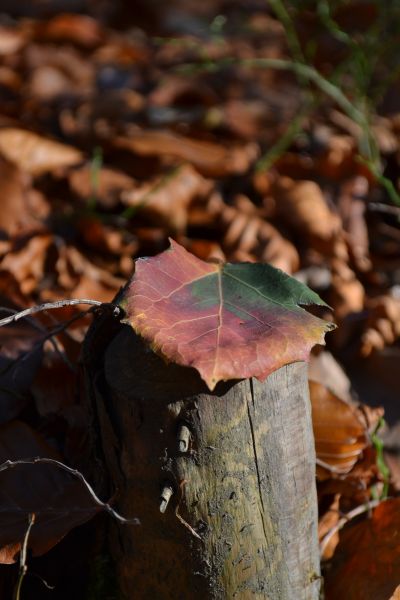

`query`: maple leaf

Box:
[123,239,335,390]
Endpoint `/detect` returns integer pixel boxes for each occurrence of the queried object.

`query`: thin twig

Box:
[268,0,305,65]
[369,202,400,215]
[175,480,202,540]
[0,307,94,384]
[0,299,103,329]
[319,498,383,557]
[13,513,35,600]
[0,307,93,382]
[28,572,55,591]
[0,458,139,525]
[0,306,70,366]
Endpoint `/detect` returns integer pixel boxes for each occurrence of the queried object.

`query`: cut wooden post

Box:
[83,316,320,600]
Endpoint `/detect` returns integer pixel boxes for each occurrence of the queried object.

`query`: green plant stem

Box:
[87,146,103,212]
[177,56,367,129]
[268,0,305,64]
[256,106,308,171]
[244,58,367,127]
[371,417,391,500]
[174,25,400,206]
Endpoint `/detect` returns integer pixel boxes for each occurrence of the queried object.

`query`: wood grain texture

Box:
[85,319,320,599]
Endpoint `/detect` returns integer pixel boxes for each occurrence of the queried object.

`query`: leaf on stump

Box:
[123,239,335,390]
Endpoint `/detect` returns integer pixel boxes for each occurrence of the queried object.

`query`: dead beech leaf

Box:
[0,157,48,237]
[148,74,217,108]
[121,164,210,233]
[329,258,365,329]
[1,234,53,295]
[55,245,124,303]
[204,192,299,273]
[0,129,83,176]
[0,421,103,564]
[310,381,369,479]
[0,27,26,55]
[29,65,76,102]
[32,352,75,418]
[0,322,43,424]
[318,493,340,560]
[337,175,371,272]
[26,43,94,96]
[115,130,258,177]
[76,217,138,258]
[34,14,103,48]
[389,585,400,600]
[316,134,357,180]
[69,164,135,209]
[325,499,400,600]
[273,177,341,252]
[182,238,225,262]
[361,295,400,357]
[309,350,352,403]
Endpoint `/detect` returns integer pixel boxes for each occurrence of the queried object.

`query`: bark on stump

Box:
[83,311,320,600]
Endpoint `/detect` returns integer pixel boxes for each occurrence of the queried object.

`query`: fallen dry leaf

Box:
[318,493,340,560]
[34,13,103,49]
[76,217,138,257]
[115,130,259,177]
[55,245,124,302]
[205,192,299,273]
[361,295,400,357]
[325,498,400,600]
[316,133,357,180]
[309,350,352,402]
[0,322,43,425]
[389,585,400,600]
[0,129,84,176]
[310,380,370,479]
[1,234,53,295]
[121,164,211,233]
[273,177,341,253]
[337,175,371,272]
[0,27,27,55]
[69,163,135,209]
[0,157,49,237]
[0,421,103,564]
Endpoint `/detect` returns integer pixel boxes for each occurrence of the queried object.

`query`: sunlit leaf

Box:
[123,239,335,390]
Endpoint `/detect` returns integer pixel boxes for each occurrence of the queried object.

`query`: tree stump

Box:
[83,310,321,600]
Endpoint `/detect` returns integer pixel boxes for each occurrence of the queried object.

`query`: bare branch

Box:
[0,457,139,526]
[0,299,103,329]
[13,513,35,600]
[319,498,383,557]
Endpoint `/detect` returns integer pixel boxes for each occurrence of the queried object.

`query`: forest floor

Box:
[0,1,400,598]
